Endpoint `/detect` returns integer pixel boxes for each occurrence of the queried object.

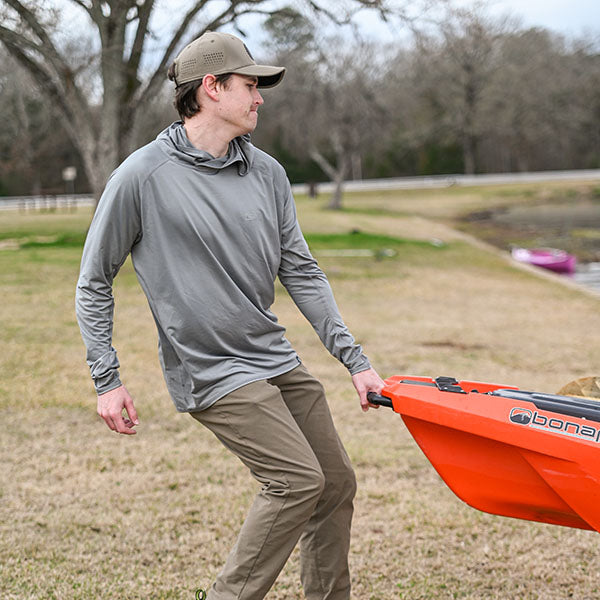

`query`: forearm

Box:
[74,164,141,394]
[75,279,122,394]
[277,178,369,373]
[280,265,370,374]
[281,262,385,411]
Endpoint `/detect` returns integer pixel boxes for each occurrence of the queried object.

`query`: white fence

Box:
[0,194,95,212]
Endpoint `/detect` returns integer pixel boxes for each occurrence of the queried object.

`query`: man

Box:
[76,31,384,600]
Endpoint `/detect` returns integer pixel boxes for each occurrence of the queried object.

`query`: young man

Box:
[76,31,384,600]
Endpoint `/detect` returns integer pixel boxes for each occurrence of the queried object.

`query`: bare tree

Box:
[573,36,600,169]
[483,28,569,172]
[411,7,510,174]
[0,0,395,200]
[0,56,36,195]
[307,41,391,208]
[261,8,394,209]
[0,50,66,194]
[470,28,600,173]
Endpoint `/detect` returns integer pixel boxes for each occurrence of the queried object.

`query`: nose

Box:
[254,89,264,106]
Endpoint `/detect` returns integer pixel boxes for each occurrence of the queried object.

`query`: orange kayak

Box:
[368,376,600,532]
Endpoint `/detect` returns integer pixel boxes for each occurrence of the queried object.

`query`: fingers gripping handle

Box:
[367,392,393,408]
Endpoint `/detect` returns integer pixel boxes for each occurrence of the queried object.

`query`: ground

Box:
[1,180,599,599]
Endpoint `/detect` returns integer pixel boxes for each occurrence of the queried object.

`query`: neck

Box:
[183,116,233,158]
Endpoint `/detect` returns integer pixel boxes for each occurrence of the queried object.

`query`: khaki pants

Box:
[190,363,356,600]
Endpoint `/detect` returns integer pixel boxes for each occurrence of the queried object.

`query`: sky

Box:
[347,0,600,44]
[50,0,600,70]
[466,0,599,36]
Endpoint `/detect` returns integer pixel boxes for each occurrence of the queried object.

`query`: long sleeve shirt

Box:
[75,122,370,412]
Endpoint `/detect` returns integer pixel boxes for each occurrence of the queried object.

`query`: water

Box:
[573,263,600,293]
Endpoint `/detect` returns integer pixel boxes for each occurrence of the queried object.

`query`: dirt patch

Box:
[421,340,488,351]
[0,238,20,250]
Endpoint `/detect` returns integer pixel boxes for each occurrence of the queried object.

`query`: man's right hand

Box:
[97,385,139,435]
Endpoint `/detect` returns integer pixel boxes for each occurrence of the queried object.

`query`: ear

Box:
[201,74,220,102]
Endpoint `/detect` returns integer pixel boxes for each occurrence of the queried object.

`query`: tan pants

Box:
[190,363,356,600]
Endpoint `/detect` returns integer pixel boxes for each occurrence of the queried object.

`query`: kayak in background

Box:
[511,247,576,274]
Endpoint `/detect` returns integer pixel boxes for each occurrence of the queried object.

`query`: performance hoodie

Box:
[76,122,370,412]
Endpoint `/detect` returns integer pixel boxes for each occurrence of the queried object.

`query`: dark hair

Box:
[167,64,233,120]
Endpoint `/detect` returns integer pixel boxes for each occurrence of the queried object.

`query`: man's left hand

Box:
[352,367,385,412]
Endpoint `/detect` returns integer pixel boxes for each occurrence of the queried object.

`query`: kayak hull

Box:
[380,376,600,532]
[512,247,576,274]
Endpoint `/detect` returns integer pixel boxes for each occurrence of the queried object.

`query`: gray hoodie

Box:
[76,122,370,412]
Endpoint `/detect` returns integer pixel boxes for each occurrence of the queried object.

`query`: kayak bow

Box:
[369,376,600,532]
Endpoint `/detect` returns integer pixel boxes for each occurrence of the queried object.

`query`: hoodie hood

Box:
[157,121,254,176]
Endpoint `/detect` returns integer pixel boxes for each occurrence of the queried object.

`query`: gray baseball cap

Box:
[171,31,285,88]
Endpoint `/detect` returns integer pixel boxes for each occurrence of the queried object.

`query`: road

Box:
[291,168,600,195]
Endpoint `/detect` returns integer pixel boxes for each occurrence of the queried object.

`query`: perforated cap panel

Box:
[172,31,284,88]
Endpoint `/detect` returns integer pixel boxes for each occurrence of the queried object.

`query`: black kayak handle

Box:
[367,392,393,408]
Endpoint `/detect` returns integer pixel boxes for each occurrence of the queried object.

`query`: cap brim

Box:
[233,65,286,88]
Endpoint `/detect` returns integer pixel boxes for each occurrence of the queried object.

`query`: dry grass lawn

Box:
[1,182,600,599]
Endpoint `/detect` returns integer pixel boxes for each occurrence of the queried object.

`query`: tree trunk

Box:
[463,133,477,175]
[327,172,346,210]
[309,147,350,210]
[13,83,40,194]
[351,150,362,180]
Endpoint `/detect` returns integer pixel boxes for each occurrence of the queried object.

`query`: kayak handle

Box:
[367,392,393,408]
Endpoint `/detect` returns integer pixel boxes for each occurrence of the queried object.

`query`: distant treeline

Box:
[1,5,598,197]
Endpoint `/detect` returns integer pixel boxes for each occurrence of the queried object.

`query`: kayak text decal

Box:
[509,407,600,443]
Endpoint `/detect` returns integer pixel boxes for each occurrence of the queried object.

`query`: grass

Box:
[2,182,600,599]
[333,181,600,262]
[304,231,440,250]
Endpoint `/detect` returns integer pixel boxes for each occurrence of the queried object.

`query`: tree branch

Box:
[3,0,73,84]
[70,0,94,20]
[0,27,80,145]
[136,0,242,103]
[117,0,155,104]
[309,148,338,181]
[139,0,331,103]
[305,0,349,24]
[127,0,154,73]
[148,0,210,78]
[0,22,95,143]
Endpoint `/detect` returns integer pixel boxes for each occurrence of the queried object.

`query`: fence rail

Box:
[0,194,95,212]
